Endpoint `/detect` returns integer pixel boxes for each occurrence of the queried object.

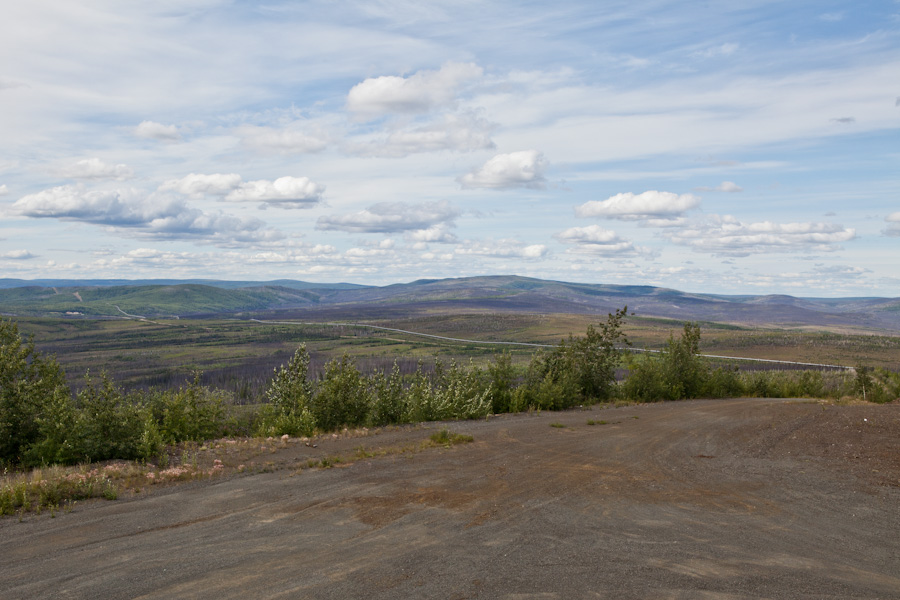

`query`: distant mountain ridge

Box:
[0,278,367,291]
[1,275,898,332]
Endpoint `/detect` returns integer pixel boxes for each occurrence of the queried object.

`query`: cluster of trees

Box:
[620,322,900,403]
[0,310,627,467]
[1,320,231,467]
[2,310,896,469]
[258,307,630,436]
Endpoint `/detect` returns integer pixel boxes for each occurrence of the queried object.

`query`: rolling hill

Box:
[1,275,898,332]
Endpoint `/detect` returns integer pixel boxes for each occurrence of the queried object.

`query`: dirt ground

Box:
[2,398,899,599]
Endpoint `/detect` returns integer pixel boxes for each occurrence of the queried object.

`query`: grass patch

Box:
[586,419,609,426]
[428,429,474,446]
[549,422,566,428]
[0,459,226,517]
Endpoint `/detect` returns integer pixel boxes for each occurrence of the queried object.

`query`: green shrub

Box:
[257,345,316,437]
[74,372,144,463]
[404,363,437,423]
[182,376,225,440]
[620,353,667,402]
[873,367,900,403]
[137,410,165,460]
[431,360,491,420]
[513,308,629,409]
[0,319,73,466]
[744,370,777,397]
[313,353,371,431]
[853,366,900,404]
[370,361,407,426]
[22,388,79,467]
[622,323,707,402]
[486,351,516,414]
[143,374,228,444]
[701,366,744,398]
[661,323,706,399]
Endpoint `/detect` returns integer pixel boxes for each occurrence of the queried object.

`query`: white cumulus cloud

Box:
[459,150,547,190]
[405,224,459,244]
[347,62,483,119]
[12,184,282,247]
[555,225,644,256]
[2,249,35,260]
[575,191,700,222]
[317,201,459,234]
[134,120,181,141]
[224,177,325,207]
[0,185,8,196]
[160,173,324,208]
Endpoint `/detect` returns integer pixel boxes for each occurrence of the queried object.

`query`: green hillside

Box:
[0,284,318,317]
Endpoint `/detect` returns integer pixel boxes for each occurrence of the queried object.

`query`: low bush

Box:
[73,373,145,463]
[256,346,316,437]
[621,323,706,402]
[312,354,370,431]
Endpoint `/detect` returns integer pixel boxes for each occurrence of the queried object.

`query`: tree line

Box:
[2,310,897,468]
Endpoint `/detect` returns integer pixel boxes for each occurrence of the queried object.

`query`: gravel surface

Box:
[2,398,899,599]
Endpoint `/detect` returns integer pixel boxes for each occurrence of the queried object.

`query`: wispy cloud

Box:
[883,212,900,237]
[60,158,134,181]
[692,43,739,59]
[239,125,328,154]
[347,113,495,157]
[694,181,742,193]
[819,12,845,22]
[665,216,856,256]
[811,264,870,278]
[454,238,548,259]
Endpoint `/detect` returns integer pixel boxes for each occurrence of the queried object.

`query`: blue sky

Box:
[1,1,898,296]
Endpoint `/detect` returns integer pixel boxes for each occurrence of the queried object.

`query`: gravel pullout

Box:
[1,398,898,599]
